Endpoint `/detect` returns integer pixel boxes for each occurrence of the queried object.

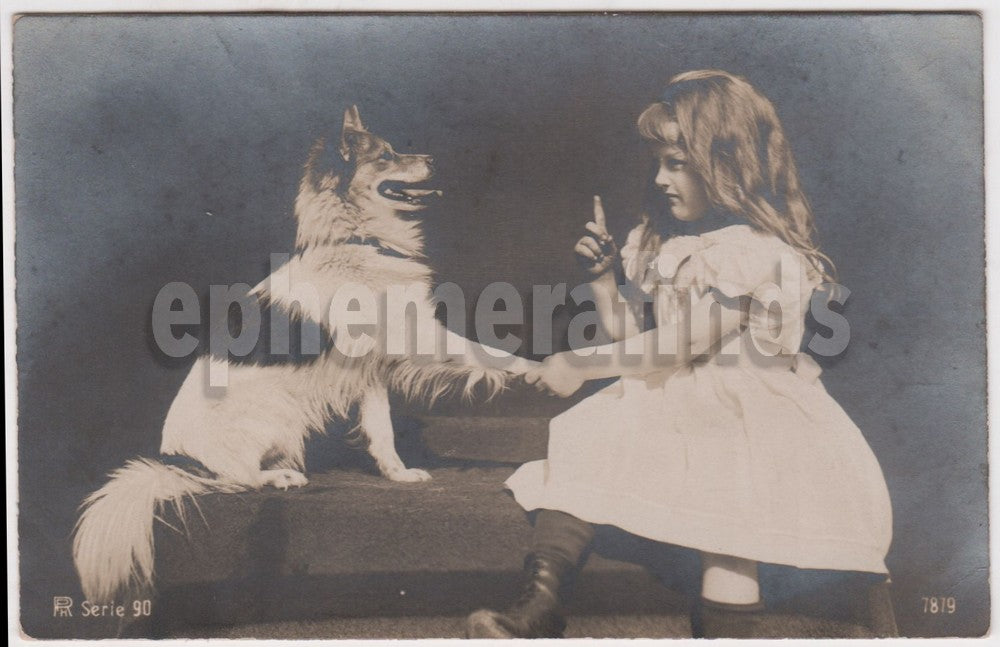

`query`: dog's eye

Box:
[379,150,393,161]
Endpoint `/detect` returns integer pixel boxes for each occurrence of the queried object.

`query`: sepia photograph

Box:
[6,4,992,640]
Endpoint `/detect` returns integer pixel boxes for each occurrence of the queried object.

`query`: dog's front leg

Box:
[360,381,432,482]
[440,327,539,375]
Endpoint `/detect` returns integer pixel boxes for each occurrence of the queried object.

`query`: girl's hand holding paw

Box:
[505,356,543,375]
[524,352,586,398]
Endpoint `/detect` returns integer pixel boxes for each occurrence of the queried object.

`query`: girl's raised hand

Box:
[574,195,618,276]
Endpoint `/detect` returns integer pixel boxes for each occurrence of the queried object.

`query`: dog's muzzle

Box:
[378,181,442,206]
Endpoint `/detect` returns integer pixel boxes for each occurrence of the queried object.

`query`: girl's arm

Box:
[573,196,643,343]
[582,269,644,343]
[582,290,744,378]
[526,290,746,396]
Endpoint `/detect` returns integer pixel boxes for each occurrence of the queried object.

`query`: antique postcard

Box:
[5,3,992,641]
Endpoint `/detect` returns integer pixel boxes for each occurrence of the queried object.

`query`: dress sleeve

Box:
[674,228,821,299]
[619,225,649,288]
[673,227,824,354]
[617,225,659,328]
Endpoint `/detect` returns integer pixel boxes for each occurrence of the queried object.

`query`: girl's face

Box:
[652,122,710,223]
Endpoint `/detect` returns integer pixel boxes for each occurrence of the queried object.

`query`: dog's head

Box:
[306,106,440,213]
[295,107,441,253]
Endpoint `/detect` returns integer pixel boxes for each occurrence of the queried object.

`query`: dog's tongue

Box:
[401,188,442,198]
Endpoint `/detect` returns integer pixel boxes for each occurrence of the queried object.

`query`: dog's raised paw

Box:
[261,469,309,490]
[386,467,433,482]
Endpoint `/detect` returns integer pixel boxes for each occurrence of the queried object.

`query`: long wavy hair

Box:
[636,69,834,282]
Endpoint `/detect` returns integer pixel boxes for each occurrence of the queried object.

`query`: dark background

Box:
[14,13,987,637]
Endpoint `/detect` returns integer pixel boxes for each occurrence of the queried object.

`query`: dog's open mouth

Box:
[378,180,443,206]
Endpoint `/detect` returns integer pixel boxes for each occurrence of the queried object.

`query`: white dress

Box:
[507,224,893,574]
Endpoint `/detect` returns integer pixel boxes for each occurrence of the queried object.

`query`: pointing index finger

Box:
[593,195,607,231]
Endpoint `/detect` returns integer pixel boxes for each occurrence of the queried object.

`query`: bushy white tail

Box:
[72,458,230,603]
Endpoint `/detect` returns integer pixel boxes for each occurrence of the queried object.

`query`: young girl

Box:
[466,69,893,638]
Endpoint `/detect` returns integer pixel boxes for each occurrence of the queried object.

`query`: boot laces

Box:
[512,562,558,609]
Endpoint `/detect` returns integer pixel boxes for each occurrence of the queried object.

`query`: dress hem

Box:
[506,463,889,575]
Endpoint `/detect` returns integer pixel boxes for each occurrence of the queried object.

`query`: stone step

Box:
[145,467,686,634]
[134,464,895,639]
[298,413,548,475]
[410,415,549,464]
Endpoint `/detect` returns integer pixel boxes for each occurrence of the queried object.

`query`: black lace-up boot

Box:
[692,598,770,638]
[466,553,570,638]
[466,509,594,638]
[693,577,899,638]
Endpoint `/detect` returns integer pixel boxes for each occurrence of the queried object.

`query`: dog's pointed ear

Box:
[340,105,367,161]
[343,105,366,133]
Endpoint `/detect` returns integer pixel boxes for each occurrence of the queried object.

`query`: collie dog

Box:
[73,106,535,603]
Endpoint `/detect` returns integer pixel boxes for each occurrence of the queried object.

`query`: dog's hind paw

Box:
[385,467,432,482]
[261,469,309,490]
